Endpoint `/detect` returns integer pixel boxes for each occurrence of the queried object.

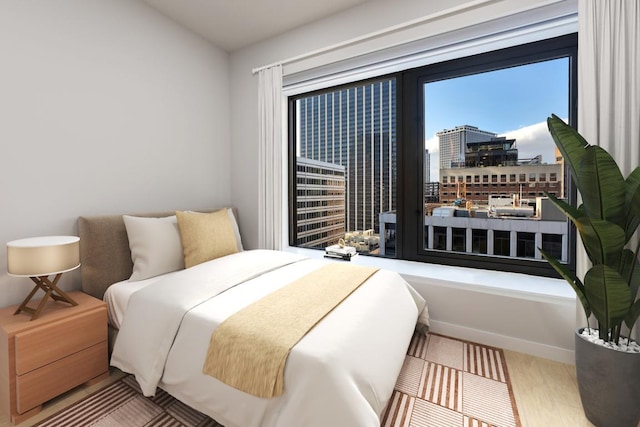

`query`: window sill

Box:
[283,246,576,305]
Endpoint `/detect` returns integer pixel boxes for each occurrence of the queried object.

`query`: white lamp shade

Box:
[7,236,80,277]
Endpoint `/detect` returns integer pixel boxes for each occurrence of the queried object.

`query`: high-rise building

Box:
[464,137,518,167]
[297,78,396,234]
[424,181,440,203]
[424,149,431,183]
[437,125,497,171]
[295,157,346,248]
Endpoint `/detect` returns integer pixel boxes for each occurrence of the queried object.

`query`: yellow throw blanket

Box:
[202,263,379,398]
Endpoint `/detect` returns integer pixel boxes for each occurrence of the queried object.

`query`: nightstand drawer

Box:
[15,341,107,414]
[14,307,106,375]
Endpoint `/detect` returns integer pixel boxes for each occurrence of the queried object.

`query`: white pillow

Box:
[123,215,185,281]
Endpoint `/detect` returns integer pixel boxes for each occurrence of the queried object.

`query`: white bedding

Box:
[104,272,180,329]
[110,250,427,427]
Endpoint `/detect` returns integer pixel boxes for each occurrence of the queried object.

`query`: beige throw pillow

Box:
[176,208,243,268]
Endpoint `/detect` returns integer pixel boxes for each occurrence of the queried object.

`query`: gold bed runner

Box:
[202,263,379,398]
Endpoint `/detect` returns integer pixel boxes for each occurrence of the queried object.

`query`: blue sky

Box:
[424,57,569,180]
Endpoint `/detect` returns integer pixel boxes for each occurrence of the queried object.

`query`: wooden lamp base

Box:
[14,273,78,321]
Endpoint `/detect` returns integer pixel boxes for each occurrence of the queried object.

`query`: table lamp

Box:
[7,236,80,320]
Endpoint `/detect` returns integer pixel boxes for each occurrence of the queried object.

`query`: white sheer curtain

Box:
[577,0,640,337]
[578,0,640,165]
[258,65,283,250]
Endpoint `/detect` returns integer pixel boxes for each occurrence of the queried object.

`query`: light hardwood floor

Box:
[504,350,593,426]
[0,352,593,427]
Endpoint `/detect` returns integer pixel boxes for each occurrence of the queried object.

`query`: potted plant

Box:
[540,114,640,427]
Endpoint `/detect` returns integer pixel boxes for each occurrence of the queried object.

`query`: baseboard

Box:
[429,319,575,365]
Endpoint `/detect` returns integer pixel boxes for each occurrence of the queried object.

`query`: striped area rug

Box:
[382,333,521,427]
[35,376,222,427]
[35,333,520,427]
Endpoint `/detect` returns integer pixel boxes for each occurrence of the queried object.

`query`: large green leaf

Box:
[584,265,633,332]
[547,114,589,195]
[619,249,640,297]
[578,146,626,226]
[625,299,640,332]
[619,250,640,336]
[624,167,640,242]
[575,217,625,266]
[540,248,591,319]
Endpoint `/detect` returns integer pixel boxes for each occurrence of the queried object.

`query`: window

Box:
[452,228,466,252]
[517,232,536,258]
[493,231,511,257]
[289,79,395,252]
[542,233,563,260]
[472,229,487,254]
[433,226,447,250]
[289,33,577,278]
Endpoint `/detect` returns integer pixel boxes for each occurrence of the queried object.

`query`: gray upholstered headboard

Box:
[78,209,224,300]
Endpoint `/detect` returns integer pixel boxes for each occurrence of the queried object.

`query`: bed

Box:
[78,208,429,427]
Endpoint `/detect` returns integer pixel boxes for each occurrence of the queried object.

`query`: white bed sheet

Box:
[109,250,427,427]
[104,273,175,329]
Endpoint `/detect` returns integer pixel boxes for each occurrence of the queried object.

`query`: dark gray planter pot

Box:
[575,328,640,427]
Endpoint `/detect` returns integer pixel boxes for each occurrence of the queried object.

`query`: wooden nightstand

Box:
[0,291,108,424]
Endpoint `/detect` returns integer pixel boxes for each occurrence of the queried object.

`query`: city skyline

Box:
[424,57,569,181]
[293,68,569,260]
[296,79,396,234]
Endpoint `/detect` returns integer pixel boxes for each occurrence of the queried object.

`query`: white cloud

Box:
[501,121,557,164]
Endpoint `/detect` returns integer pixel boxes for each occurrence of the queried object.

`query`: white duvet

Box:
[110,250,427,427]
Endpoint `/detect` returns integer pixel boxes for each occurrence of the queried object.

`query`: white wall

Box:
[0,0,231,307]
[408,276,577,363]
[229,0,580,363]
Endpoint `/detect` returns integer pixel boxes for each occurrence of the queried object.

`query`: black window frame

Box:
[288,33,578,278]
[401,33,577,277]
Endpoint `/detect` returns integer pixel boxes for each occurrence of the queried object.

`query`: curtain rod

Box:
[251,0,501,75]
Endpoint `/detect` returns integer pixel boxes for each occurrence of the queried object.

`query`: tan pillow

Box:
[176,208,243,268]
